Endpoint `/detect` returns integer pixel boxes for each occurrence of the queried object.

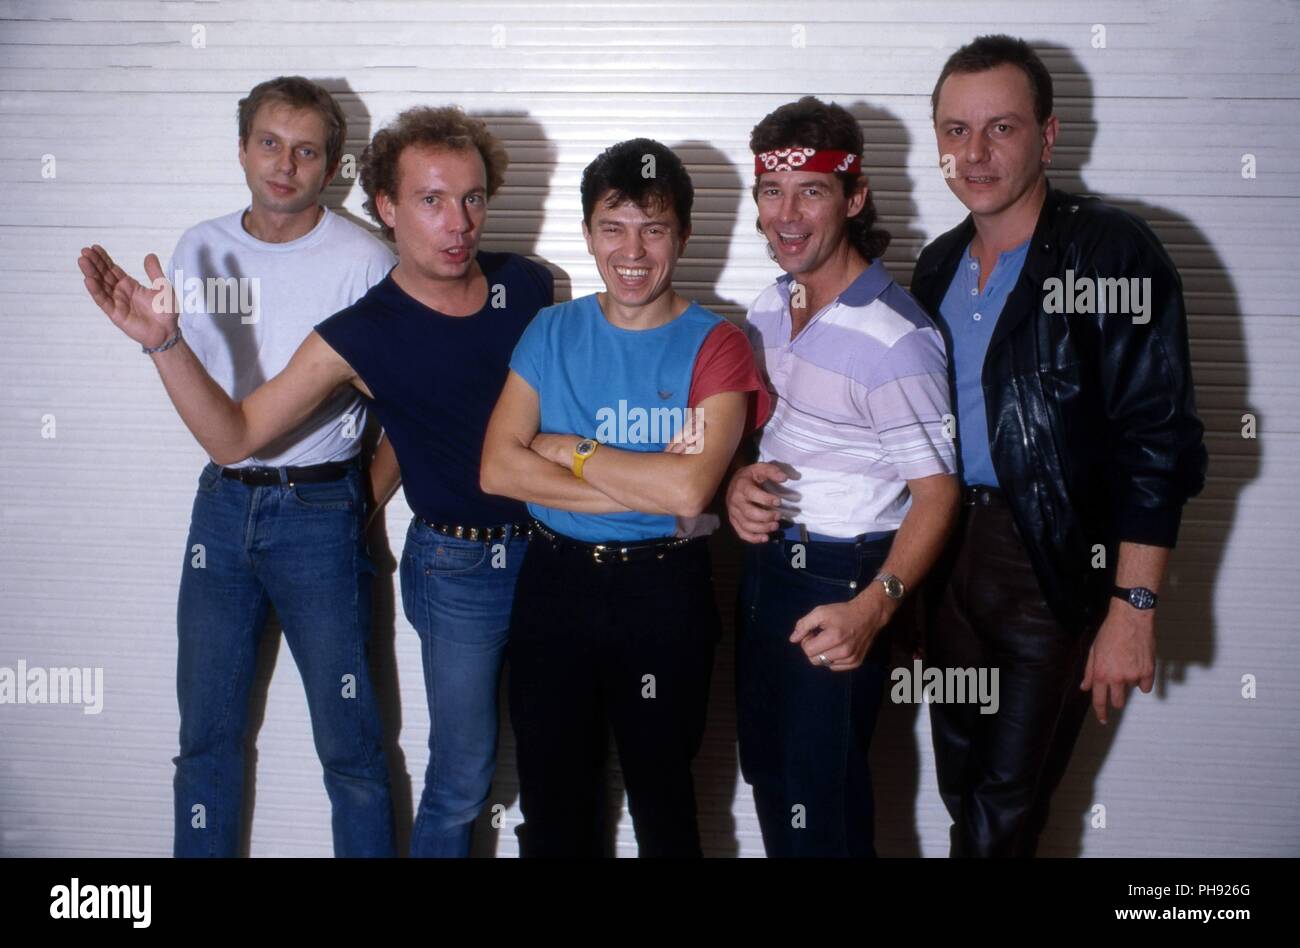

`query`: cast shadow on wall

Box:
[1015,44,1247,857]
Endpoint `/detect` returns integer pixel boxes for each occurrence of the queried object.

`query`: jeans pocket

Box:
[781,545,860,590]
[399,546,420,630]
[853,542,892,581]
[418,541,489,576]
[196,464,221,493]
[289,479,355,511]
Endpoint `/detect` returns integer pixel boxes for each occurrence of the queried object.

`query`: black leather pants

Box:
[926,496,1096,857]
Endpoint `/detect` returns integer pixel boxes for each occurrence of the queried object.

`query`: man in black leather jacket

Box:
[909,35,1207,857]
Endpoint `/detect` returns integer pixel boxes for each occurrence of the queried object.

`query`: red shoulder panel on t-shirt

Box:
[687,320,773,437]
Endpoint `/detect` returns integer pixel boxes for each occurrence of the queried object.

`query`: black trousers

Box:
[507,535,720,857]
[926,499,1095,857]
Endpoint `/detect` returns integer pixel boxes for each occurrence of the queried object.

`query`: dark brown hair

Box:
[237,76,347,172]
[749,96,890,262]
[581,138,693,232]
[931,35,1054,125]
[358,106,508,241]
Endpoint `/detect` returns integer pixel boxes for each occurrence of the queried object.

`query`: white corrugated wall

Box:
[1,0,1296,857]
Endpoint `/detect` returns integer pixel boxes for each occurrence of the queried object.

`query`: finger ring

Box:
[818,653,831,667]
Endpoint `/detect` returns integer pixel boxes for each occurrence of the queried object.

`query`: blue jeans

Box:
[173,462,396,857]
[736,532,895,857]
[399,519,527,857]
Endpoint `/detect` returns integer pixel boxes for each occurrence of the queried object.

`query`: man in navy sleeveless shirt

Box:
[315,108,553,859]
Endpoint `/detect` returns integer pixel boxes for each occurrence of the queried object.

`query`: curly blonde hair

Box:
[359,106,508,240]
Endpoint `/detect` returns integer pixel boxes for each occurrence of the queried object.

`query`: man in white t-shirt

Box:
[79,76,398,857]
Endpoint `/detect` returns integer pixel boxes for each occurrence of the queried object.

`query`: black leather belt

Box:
[221,460,354,487]
[962,484,1007,507]
[419,519,530,542]
[530,519,700,565]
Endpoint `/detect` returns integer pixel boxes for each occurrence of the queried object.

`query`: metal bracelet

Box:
[142,324,182,354]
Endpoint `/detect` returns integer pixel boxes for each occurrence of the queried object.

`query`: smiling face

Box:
[377,144,487,283]
[754,170,868,279]
[583,192,688,314]
[934,62,1057,225]
[238,101,334,217]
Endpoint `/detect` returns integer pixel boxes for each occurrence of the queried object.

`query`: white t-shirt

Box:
[166,207,395,468]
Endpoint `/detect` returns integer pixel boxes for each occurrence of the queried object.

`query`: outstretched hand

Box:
[78,244,178,349]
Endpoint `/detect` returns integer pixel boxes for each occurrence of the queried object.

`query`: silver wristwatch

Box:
[874,571,905,600]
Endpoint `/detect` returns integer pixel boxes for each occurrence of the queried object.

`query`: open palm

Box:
[78,244,178,349]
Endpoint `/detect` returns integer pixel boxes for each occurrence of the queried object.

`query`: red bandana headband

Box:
[754,147,860,175]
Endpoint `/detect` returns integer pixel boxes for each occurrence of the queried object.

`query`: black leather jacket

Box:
[910,182,1208,635]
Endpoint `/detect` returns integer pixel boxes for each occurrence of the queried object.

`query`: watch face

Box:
[881,575,904,600]
[1129,587,1157,609]
[576,439,596,457]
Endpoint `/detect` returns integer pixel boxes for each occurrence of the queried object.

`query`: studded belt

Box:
[419,519,531,542]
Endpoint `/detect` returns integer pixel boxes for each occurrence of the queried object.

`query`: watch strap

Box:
[572,440,596,480]
[1112,584,1158,609]
[874,571,905,600]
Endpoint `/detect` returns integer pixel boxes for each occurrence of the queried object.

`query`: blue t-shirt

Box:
[939,238,1030,487]
[510,294,726,543]
[316,251,553,524]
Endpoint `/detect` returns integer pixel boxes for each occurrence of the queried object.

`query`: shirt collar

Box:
[776,257,893,309]
[966,237,1032,264]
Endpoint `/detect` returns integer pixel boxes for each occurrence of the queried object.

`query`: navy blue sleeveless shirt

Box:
[316,251,553,524]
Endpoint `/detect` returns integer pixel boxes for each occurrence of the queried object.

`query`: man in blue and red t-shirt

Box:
[482,139,770,857]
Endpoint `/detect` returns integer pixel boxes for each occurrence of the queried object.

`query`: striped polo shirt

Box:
[745,258,956,538]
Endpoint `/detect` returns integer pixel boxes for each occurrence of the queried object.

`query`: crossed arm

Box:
[480,369,748,517]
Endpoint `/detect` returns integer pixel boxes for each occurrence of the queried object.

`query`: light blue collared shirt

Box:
[939,238,1030,487]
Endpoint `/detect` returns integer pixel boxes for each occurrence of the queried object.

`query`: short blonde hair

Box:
[237,76,347,172]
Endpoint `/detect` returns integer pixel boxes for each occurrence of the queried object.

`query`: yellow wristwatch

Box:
[572,438,598,480]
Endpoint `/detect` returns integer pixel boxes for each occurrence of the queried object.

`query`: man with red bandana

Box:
[725,97,960,857]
